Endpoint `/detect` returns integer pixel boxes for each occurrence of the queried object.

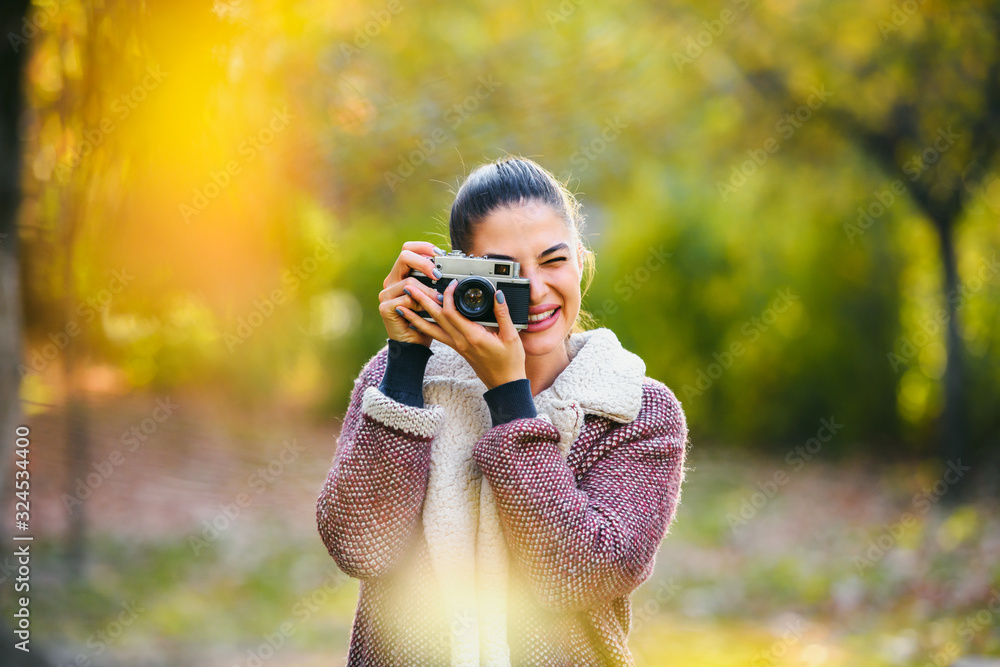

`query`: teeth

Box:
[528,308,556,323]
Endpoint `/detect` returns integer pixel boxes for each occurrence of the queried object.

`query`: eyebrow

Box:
[483,242,569,262]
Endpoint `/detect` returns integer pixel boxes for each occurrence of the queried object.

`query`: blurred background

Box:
[0,0,998,665]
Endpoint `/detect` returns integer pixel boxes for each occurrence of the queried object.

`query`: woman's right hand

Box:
[379,241,447,347]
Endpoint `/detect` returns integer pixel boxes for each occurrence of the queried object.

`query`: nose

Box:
[523,268,547,304]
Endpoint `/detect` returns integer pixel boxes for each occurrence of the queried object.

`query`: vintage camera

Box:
[408,250,531,330]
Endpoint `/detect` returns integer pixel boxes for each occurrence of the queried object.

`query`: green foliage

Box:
[15,0,1000,457]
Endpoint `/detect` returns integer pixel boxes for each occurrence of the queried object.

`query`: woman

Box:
[316,156,690,666]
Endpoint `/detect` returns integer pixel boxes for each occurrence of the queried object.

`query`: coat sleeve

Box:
[316,346,446,579]
[472,380,689,613]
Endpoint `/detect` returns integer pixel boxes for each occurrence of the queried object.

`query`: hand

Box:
[396,278,527,391]
[379,241,447,347]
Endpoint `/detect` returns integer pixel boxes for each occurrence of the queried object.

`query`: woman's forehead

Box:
[473,204,571,250]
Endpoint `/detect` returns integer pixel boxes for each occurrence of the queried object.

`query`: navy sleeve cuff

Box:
[483,378,537,427]
[379,338,433,408]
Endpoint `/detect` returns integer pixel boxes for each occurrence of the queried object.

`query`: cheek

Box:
[555,272,581,304]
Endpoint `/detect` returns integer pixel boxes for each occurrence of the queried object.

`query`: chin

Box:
[518,312,575,356]
[520,336,552,357]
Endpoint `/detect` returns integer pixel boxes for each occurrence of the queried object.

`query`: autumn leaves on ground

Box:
[3,0,1000,665]
[11,387,996,667]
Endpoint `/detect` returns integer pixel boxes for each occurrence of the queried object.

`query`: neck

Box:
[523,336,572,397]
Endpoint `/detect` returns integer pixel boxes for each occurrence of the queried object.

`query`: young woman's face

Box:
[469,201,583,357]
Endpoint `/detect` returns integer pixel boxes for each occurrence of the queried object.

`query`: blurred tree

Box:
[1,3,60,666]
[0,0,30,512]
[9,0,999,472]
[16,0,163,583]
[722,0,999,481]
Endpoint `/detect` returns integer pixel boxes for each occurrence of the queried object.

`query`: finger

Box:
[403,303,455,348]
[382,241,445,288]
[439,279,485,345]
[493,289,518,341]
[401,240,447,258]
[387,250,441,288]
[383,301,418,339]
[384,245,444,289]
[382,250,424,287]
[402,284,445,308]
[392,302,435,336]
[381,296,425,334]
[408,281,465,343]
[397,292,458,348]
[381,277,444,305]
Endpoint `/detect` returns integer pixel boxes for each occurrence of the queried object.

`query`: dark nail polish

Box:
[403,287,411,297]
[496,290,505,304]
[395,307,405,317]
[432,268,443,279]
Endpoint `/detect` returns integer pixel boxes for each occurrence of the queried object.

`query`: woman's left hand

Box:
[397,280,527,390]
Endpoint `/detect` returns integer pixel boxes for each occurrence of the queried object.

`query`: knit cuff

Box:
[483,378,538,427]
[361,386,445,439]
[379,338,433,408]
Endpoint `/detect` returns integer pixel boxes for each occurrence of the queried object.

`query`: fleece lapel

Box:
[546,327,646,422]
[421,328,647,456]
[423,327,646,421]
[532,327,647,458]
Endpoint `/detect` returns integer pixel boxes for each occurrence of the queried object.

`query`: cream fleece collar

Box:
[425,326,646,423]
[417,327,647,666]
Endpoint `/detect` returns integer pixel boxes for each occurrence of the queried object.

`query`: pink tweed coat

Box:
[316,327,690,666]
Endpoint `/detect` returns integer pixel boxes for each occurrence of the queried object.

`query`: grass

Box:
[7,444,999,666]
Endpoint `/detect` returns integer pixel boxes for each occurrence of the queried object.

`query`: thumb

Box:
[494,289,517,340]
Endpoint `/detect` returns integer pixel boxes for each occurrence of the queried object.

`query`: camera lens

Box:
[454,277,494,318]
[462,287,485,310]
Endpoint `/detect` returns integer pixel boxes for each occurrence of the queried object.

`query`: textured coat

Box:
[316,327,690,666]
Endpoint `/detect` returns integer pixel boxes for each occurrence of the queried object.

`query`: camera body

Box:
[408,250,531,330]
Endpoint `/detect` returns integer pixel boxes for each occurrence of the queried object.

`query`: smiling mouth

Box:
[528,308,558,323]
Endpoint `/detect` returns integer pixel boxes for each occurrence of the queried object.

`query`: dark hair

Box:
[446,156,597,334]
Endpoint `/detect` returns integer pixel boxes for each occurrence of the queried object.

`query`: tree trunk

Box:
[0,1,60,665]
[0,0,31,540]
[934,219,970,504]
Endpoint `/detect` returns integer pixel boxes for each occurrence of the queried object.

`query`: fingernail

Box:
[408,324,417,330]
[436,293,444,303]
[403,287,412,297]
[496,290,505,304]
[395,307,405,317]
[433,246,446,256]
[432,268,443,279]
